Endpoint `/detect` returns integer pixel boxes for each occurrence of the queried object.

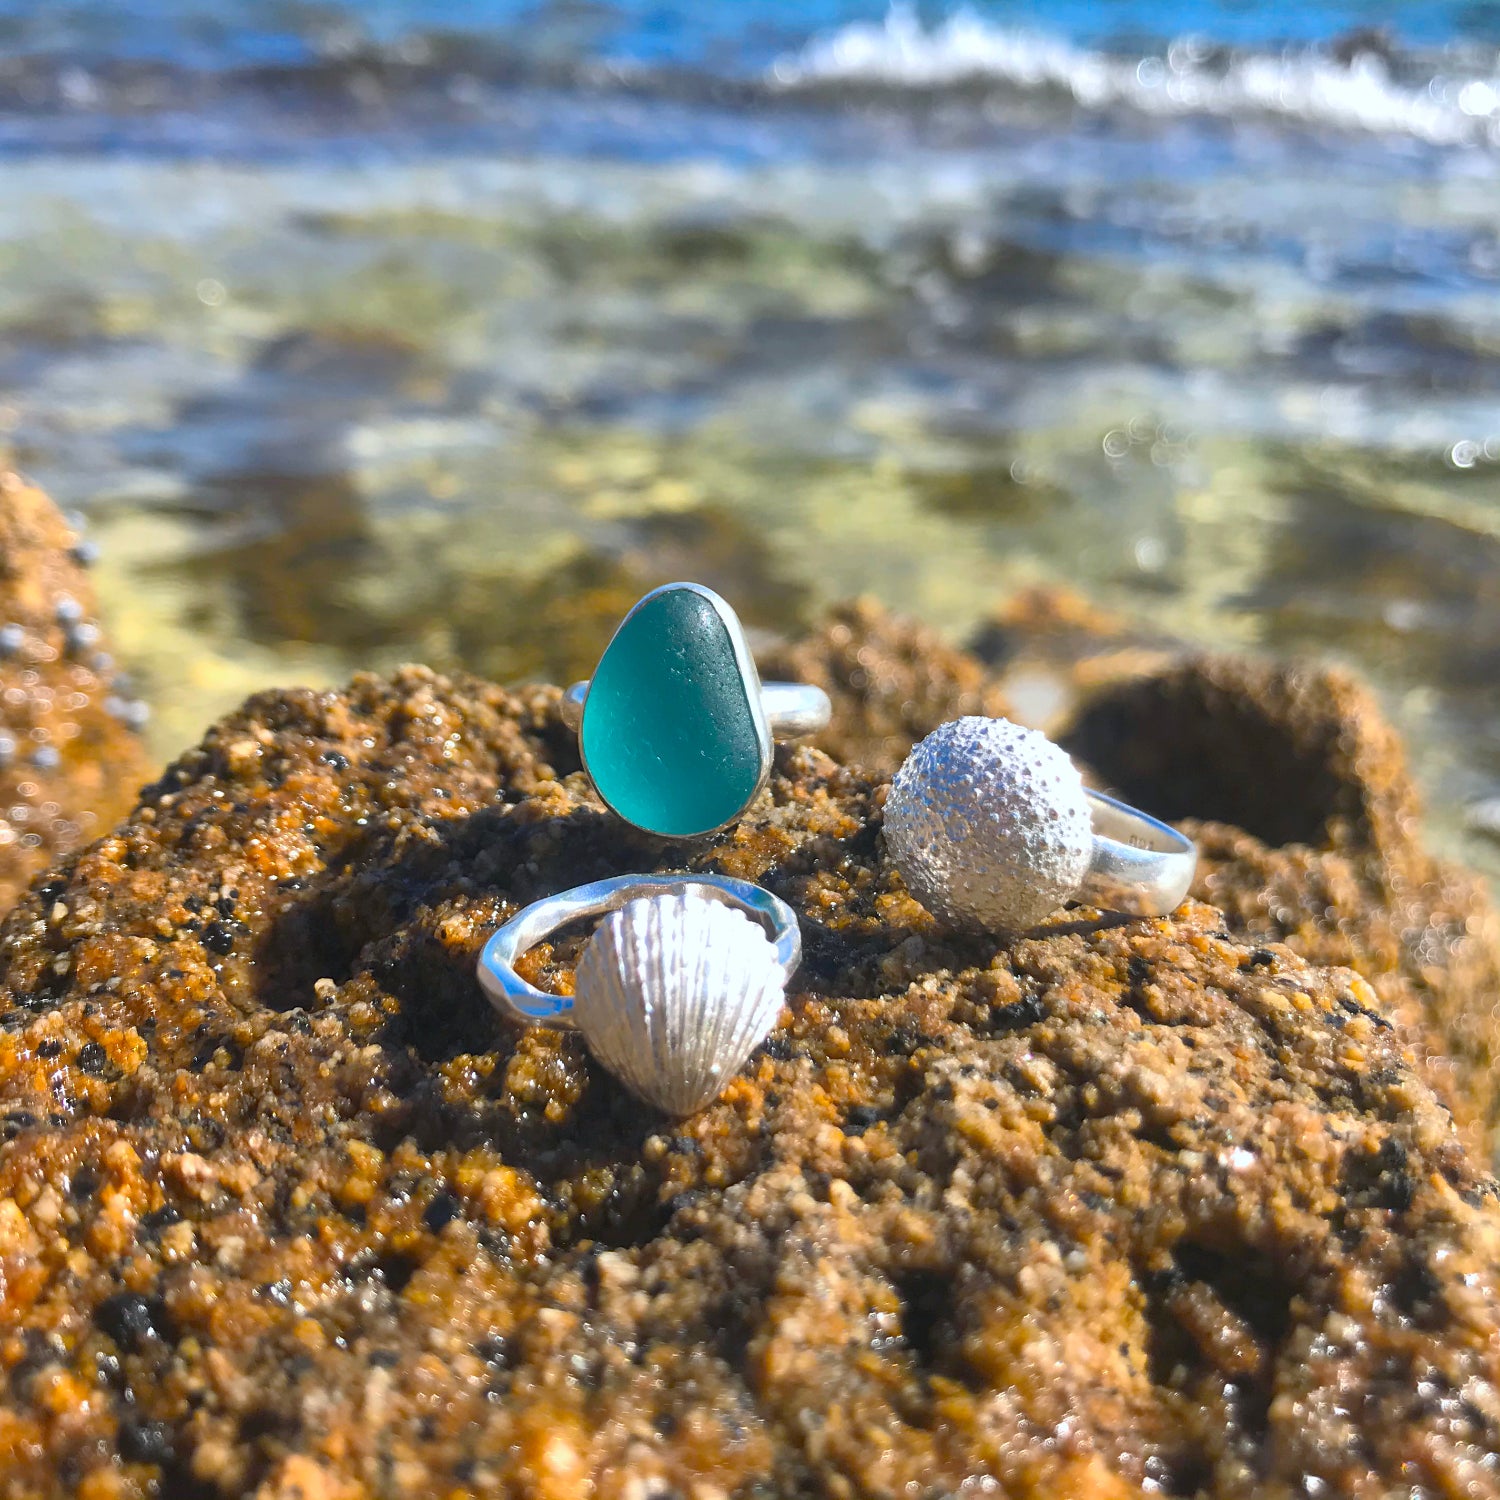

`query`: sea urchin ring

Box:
[477,873,802,1116]
[560,583,831,839]
[883,716,1197,931]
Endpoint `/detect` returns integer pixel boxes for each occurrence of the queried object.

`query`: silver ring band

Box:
[882,716,1198,932]
[477,873,802,1026]
[1078,790,1197,916]
[559,678,831,738]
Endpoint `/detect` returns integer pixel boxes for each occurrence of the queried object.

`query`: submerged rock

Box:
[0,646,1496,1497]
[0,474,149,911]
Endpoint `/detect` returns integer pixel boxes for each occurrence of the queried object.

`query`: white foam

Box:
[769,5,1500,148]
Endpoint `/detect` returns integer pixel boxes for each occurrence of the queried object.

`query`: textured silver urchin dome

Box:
[884,716,1093,931]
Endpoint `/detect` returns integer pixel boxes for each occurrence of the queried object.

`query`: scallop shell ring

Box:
[884,716,1197,932]
[476,873,802,1116]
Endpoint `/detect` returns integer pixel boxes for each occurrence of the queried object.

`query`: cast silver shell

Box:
[884,715,1093,931]
[573,890,788,1115]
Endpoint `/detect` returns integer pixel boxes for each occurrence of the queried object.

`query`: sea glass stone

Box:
[581,587,765,837]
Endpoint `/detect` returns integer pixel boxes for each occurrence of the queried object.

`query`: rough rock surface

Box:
[758,597,1011,776]
[1065,655,1500,1159]
[773,596,1500,1164]
[0,475,149,911]
[0,661,1496,1499]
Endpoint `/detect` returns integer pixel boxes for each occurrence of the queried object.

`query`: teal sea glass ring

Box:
[560,582,832,839]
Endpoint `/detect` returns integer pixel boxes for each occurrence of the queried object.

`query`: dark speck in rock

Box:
[94,1294,170,1354]
[202,921,235,954]
[423,1191,461,1232]
[118,1419,174,1466]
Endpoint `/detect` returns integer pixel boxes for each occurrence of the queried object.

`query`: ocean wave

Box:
[769,6,1500,148]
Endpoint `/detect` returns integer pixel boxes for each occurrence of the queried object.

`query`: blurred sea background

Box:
[3,0,1500,873]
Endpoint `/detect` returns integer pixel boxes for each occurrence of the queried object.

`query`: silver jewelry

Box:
[477,873,802,1115]
[883,716,1197,931]
[560,582,831,839]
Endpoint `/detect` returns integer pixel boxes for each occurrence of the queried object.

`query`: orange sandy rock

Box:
[0,474,148,910]
[757,596,1011,775]
[0,664,1495,1497]
[968,584,1175,733]
[780,596,1500,1163]
[1065,655,1500,1158]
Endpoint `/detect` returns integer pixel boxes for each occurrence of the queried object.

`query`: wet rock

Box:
[1065,654,1500,1158]
[776,594,1500,1162]
[0,661,1496,1496]
[757,596,1011,775]
[0,474,149,910]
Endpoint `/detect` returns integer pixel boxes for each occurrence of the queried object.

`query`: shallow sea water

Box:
[3,2,1500,877]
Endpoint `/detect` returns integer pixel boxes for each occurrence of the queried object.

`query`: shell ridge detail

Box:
[573,891,785,1114]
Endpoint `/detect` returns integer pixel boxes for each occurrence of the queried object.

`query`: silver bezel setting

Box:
[571,581,774,841]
